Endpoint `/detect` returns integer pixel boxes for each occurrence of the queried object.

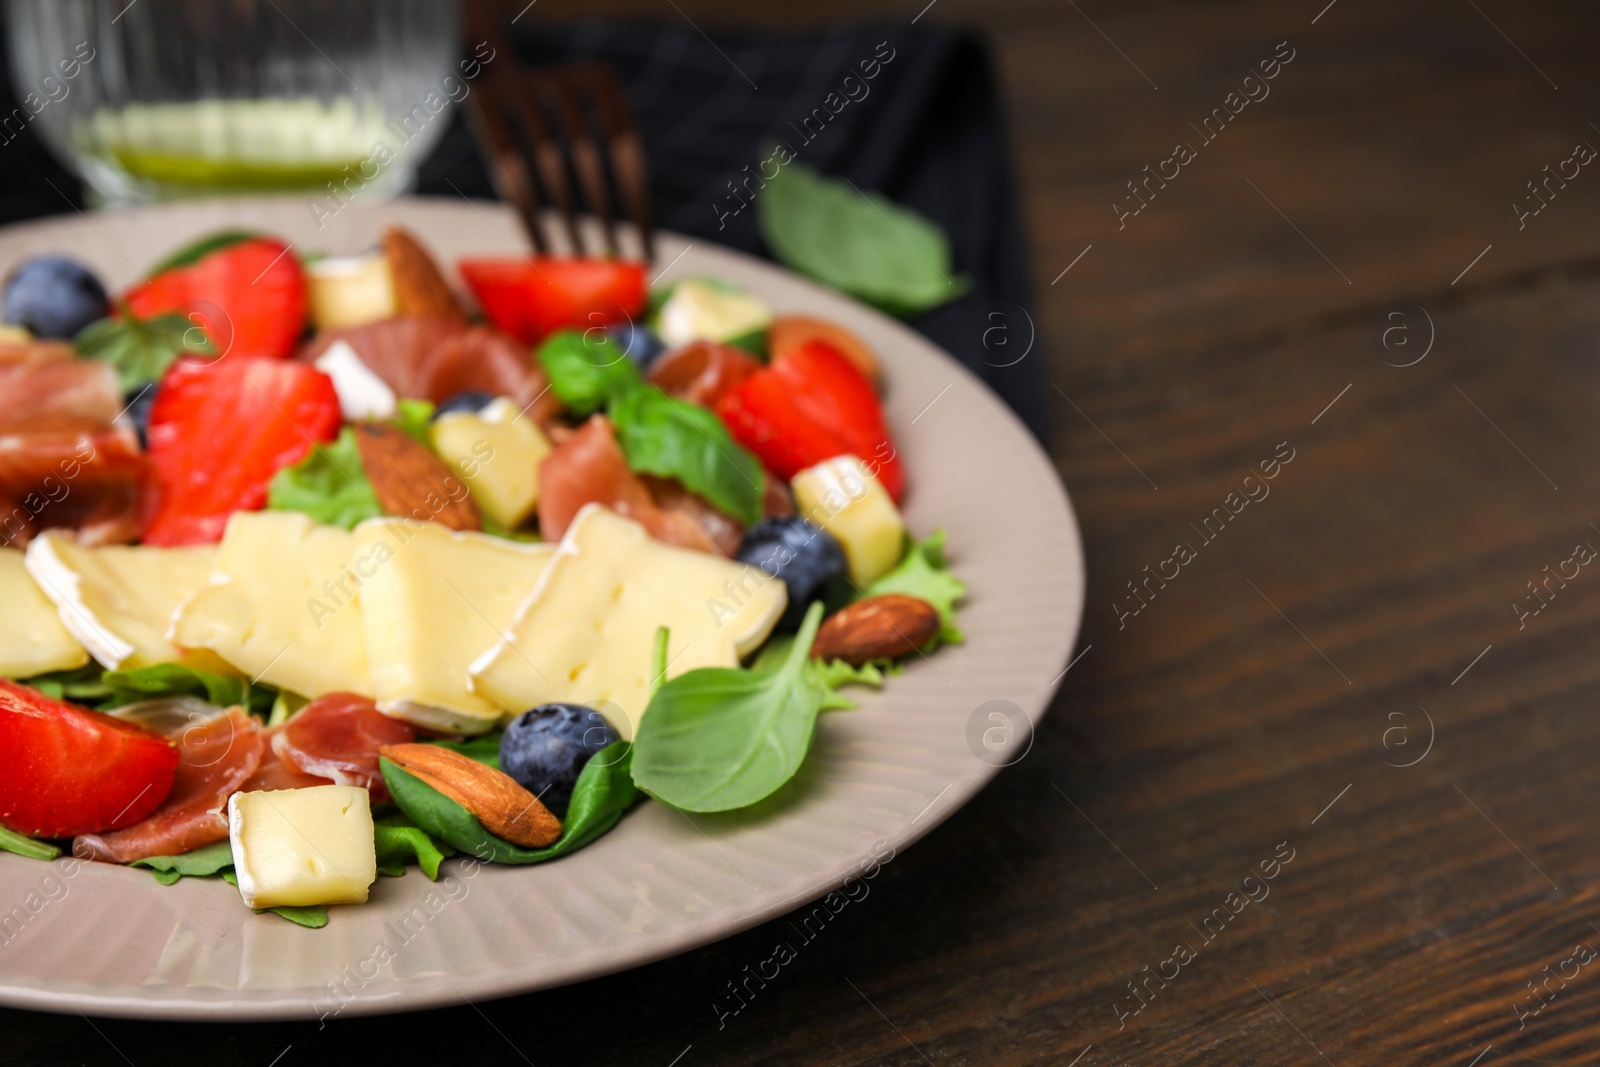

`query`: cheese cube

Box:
[791,456,905,585]
[0,547,88,677]
[469,504,786,739]
[430,398,551,529]
[307,254,396,331]
[656,277,773,347]
[229,786,376,909]
[170,511,372,698]
[354,518,555,734]
[24,532,228,671]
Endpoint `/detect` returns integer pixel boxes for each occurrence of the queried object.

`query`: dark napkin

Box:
[0,20,1044,439]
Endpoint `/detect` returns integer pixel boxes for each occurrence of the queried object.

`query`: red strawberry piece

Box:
[459,257,646,345]
[123,236,306,360]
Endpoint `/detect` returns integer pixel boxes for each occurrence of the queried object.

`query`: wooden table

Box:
[12,1,1600,1064]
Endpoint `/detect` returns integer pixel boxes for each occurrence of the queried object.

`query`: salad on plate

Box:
[0,226,965,927]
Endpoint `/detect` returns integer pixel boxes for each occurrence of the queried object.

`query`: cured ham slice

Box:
[642,475,744,557]
[538,415,733,554]
[0,339,75,365]
[272,693,415,802]
[647,341,759,408]
[0,360,121,426]
[300,317,561,423]
[0,417,147,548]
[75,708,264,864]
[240,741,333,792]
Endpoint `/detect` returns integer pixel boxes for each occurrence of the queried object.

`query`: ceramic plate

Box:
[0,197,1083,1020]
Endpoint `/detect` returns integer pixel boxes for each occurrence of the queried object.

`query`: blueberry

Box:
[2,256,110,340]
[499,703,620,817]
[736,516,848,631]
[121,383,157,448]
[605,321,666,368]
[433,390,496,418]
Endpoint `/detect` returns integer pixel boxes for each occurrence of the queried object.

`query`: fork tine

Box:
[466,72,550,255]
[511,73,584,256]
[585,64,655,262]
[548,68,618,258]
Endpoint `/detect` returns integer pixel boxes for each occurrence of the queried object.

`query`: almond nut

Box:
[383,226,468,321]
[379,743,562,848]
[354,421,481,532]
[810,594,940,666]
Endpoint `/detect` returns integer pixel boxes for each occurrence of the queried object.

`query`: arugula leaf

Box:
[610,384,765,524]
[267,427,382,529]
[102,663,252,710]
[536,329,640,416]
[375,815,455,880]
[631,603,828,812]
[758,162,970,317]
[74,311,215,392]
[0,824,61,861]
[863,529,966,647]
[380,740,639,864]
[148,230,259,274]
[131,841,234,886]
[428,731,503,770]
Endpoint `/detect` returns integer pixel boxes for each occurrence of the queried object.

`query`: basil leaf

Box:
[375,815,455,881]
[131,841,235,885]
[631,603,828,812]
[863,529,966,647]
[103,662,252,709]
[380,740,639,864]
[536,329,640,416]
[751,632,892,711]
[148,230,259,274]
[610,384,765,524]
[22,663,114,704]
[758,162,970,317]
[267,427,382,529]
[74,311,215,392]
[428,731,503,770]
[0,824,61,861]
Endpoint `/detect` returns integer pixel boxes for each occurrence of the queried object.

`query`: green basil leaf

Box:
[428,731,503,770]
[374,815,455,881]
[22,663,114,705]
[380,740,639,864]
[131,840,235,885]
[758,161,970,317]
[103,662,252,709]
[148,230,259,274]
[74,311,215,392]
[863,529,966,647]
[266,427,383,529]
[631,603,828,812]
[536,329,640,416]
[610,384,765,524]
[749,630,894,712]
[219,871,329,927]
[0,824,61,861]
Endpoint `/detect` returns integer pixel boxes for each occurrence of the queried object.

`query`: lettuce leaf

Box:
[863,529,966,647]
[267,428,382,529]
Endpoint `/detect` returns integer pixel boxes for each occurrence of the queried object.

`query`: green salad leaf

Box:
[393,398,436,445]
[380,740,639,864]
[131,841,235,886]
[0,824,61,861]
[267,427,382,529]
[758,161,970,317]
[74,311,215,392]
[23,663,114,704]
[537,329,640,416]
[102,662,253,709]
[749,631,893,712]
[863,529,966,647]
[428,731,503,770]
[375,815,454,880]
[630,603,828,812]
[610,384,765,524]
[217,871,329,928]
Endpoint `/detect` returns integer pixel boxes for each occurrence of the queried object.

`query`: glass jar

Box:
[4,0,462,204]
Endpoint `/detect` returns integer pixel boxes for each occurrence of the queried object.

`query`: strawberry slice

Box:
[123,235,307,359]
[0,679,178,837]
[459,257,646,344]
[142,357,341,545]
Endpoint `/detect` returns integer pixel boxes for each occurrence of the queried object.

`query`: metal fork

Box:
[464,3,655,261]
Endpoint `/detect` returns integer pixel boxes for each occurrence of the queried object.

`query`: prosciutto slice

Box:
[299,317,561,423]
[75,708,264,864]
[272,693,415,802]
[0,417,147,548]
[0,360,121,425]
[647,341,759,408]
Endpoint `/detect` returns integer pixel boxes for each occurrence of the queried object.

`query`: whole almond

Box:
[380,743,562,848]
[811,594,941,666]
[354,422,481,532]
[383,226,467,321]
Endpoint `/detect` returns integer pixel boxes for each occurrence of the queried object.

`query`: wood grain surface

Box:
[9,1,1600,1065]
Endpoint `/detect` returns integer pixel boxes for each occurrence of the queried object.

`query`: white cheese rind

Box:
[170,511,373,698]
[229,786,376,909]
[0,547,88,677]
[792,456,906,586]
[314,338,398,420]
[468,504,786,739]
[353,518,555,734]
[24,532,223,671]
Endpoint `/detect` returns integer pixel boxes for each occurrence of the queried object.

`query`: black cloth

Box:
[0,20,1045,439]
